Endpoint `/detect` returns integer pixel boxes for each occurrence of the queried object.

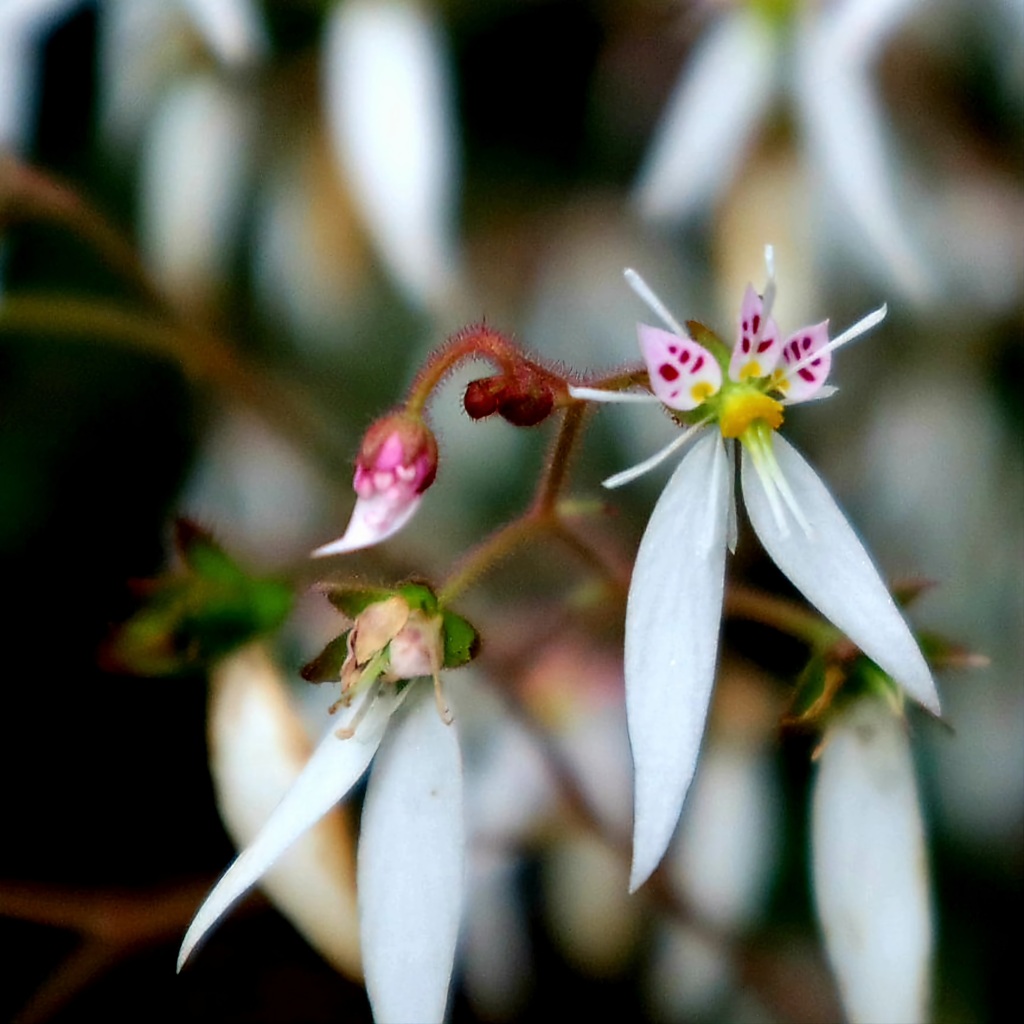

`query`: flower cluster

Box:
[172,245,943,1024]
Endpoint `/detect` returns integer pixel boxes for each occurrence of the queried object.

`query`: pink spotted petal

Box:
[779,321,832,403]
[638,323,722,412]
[729,285,781,382]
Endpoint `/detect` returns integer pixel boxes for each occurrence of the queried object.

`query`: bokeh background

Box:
[0,1,1021,1021]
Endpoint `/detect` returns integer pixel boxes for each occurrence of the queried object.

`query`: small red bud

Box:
[498,387,555,426]
[464,376,504,420]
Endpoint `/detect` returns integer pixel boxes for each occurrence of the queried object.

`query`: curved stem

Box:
[0,295,352,477]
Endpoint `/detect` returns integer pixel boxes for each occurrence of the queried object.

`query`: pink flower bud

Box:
[312,414,438,557]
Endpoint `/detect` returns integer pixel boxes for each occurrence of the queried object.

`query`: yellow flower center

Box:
[719,389,784,439]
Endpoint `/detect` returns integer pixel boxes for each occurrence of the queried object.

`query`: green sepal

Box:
[325,581,440,618]
[300,631,352,683]
[107,519,294,676]
[396,582,439,615]
[784,653,841,727]
[686,319,731,367]
[441,609,479,669]
[324,585,395,618]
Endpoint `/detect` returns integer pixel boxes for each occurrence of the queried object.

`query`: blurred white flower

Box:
[634,0,932,301]
[572,247,939,890]
[138,74,254,305]
[322,0,462,310]
[100,0,267,148]
[181,669,464,1024]
[812,697,932,1023]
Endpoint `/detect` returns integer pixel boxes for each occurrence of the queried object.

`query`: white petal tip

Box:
[311,536,359,558]
[627,862,654,895]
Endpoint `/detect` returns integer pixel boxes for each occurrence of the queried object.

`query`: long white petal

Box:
[633,10,777,222]
[603,424,705,490]
[568,385,659,404]
[140,76,252,303]
[178,688,405,970]
[626,432,730,891]
[358,687,464,1024]
[323,0,460,308]
[208,645,361,977]
[812,699,932,1024]
[796,7,931,301]
[740,436,940,713]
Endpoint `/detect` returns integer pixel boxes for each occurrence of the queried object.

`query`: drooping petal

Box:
[638,323,722,412]
[312,492,422,557]
[140,76,253,304]
[602,424,706,490]
[626,432,730,891]
[178,687,406,970]
[812,698,932,1024]
[777,320,832,402]
[740,436,940,714]
[632,9,777,222]
[358,686,464,1024]
[796,0,931,301]
[323,0,461,309]
[208,645,361,978]
[729,284,782,382]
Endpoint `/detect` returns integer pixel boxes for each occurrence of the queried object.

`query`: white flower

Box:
[322,0,461,310]
[634,0,931,300]
[571,246,940,891]
[179,639,464,1023]
[812,697,932,1023]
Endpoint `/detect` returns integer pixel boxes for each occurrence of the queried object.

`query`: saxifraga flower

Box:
[571,246,940,890]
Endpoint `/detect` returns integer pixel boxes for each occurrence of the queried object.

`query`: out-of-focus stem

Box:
[0,295,351,477]
[725,583,839,648]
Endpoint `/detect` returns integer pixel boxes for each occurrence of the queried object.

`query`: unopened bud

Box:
[312,413,438,557]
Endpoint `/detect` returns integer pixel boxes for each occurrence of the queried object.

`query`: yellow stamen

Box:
[719,390,784,439]
[690,381,716,404]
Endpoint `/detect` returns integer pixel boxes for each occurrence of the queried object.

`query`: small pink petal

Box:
[638,323,722,412]
[729,284,781,382]
[312,492,422,557]
[778,321,832,403]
